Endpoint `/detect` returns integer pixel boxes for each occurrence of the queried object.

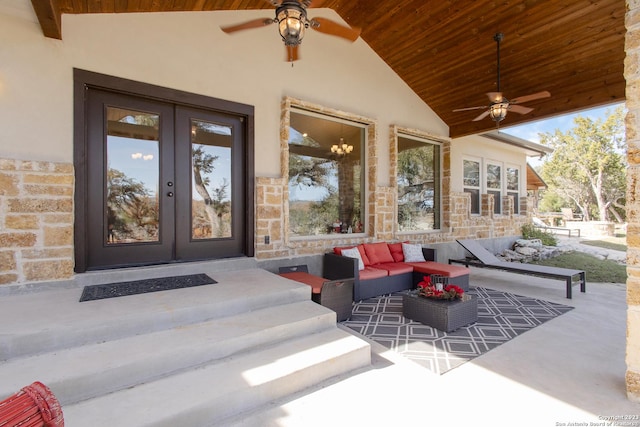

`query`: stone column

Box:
[626,0,640,402]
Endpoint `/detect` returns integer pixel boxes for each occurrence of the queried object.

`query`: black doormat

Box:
[79,274,217,302]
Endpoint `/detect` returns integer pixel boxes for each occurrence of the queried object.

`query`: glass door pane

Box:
[190,119,233,239]
[106,107,160,244]
[175,105,245,260]
[86,89,174,270]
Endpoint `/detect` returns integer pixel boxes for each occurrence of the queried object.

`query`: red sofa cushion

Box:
[279,271,326,294]
[387,242,409,262]
[359,266,389,280]
[406,261,470,278]
[334,245,371,266]
[363,242,394,265]
[374,262,414,276]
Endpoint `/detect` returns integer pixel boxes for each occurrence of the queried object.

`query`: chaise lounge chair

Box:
[532,216,580,237]
[448,239,586,299]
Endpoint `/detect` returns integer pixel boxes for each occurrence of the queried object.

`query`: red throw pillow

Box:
[356,244,371,266]
[363,242,395,265]
[333,246,351,256]
[388,241,409,262]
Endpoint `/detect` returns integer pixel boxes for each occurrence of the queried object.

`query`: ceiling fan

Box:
[453,33,551,123]
[221,0,361,62]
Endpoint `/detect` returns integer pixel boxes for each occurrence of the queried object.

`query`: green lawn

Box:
[579,238,627,252]
[529,251,627,283]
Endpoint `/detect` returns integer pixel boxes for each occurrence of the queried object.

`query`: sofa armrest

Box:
[323,253,358,281]
[421,247,436,262]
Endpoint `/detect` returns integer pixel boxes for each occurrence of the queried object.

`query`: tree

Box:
[192,145,226,238]
[538,106,626,222]
[397,145,437,230]
[106,168,157,242]
[210,178,231,237]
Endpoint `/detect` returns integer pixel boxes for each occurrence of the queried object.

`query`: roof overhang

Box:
[480,131,554,158]
[526,164,547,190]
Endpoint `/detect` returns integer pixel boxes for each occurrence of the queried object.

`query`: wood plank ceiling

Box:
[30,0,626,138]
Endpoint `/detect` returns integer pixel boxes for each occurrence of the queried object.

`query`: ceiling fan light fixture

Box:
[489,102,509,122]
[277,4,307,46]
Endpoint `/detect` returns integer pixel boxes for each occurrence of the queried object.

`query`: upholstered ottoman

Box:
[405,261,471,290]
[278,265,354,322]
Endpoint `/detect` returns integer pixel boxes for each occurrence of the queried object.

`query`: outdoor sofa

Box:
[449,239,586,299]
[323,242,470,301]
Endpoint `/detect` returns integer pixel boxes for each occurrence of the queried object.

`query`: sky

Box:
[108,136,232,201]
[501,102,624,145]
[500,102,625,167]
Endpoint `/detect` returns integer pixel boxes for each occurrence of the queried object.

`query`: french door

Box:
[82,88,248,270]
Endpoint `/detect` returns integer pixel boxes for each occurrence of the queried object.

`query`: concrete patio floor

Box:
[1,238,637,426]
[229,266,640,427]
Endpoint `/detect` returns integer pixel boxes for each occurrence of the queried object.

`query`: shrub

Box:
[521,223,558,246]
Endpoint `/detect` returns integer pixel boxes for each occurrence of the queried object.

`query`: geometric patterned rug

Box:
[341,287,574,375]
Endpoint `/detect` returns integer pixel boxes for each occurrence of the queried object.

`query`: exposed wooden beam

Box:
[31,0,63,39]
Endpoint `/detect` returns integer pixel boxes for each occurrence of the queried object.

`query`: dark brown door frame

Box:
[73,69,255,272]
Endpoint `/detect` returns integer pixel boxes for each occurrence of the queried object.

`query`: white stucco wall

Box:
[450,134,529,194]
[0,3,448,185]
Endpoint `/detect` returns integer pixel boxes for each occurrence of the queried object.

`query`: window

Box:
[486,162,502,214]
[287,109,365,236]
[506,166,520,214]
[397,135,441,231]
[463,159,480,215]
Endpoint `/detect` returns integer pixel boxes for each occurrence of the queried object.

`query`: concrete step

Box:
[0,267,370,425]
[61,327,370,427]
[0,268,309,361]
[0,300,336,406]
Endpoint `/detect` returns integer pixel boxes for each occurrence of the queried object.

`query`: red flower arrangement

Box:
[416,276,465,300]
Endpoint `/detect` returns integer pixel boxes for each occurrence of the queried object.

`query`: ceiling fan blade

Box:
[511,91,551,104]
[221,18,274,34]
[309,17,361,42]
[453,106,487,112]
[472,110,491,121]
[309,0,327,7]
[285,45,300,62]
[509,104,534,115]
[487,92,503,103]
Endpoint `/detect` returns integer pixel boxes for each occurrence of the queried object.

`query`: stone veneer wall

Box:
[627,0,640,402]
[0,158,74,285]
[254,183,528,260]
